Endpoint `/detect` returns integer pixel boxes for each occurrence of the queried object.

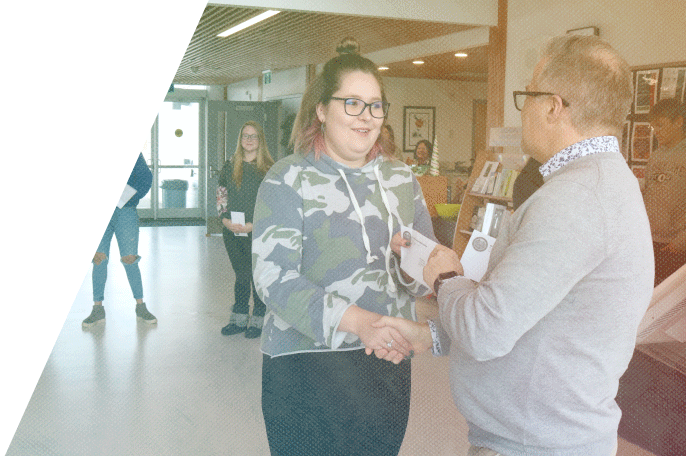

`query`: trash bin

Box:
[161,179,189,208]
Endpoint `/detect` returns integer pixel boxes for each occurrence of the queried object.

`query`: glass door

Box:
[139,95,206,219]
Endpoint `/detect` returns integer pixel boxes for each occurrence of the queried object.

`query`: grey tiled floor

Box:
[7,226,655,456]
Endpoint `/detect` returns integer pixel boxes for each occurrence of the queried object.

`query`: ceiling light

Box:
[455,52,468,58]
[413,60,424,65]
[378,66,389,71]
[217,10,280,38]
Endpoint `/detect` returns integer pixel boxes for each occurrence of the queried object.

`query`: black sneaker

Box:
[136,303,157,324]
[82,305,106,328]
[244,316,263,339]
[221,313,248,336]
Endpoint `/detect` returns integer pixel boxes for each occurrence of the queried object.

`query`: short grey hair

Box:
[536,35,632,136]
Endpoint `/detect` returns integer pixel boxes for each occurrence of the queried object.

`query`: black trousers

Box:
[222,228,265,317]
[262,349,411,456]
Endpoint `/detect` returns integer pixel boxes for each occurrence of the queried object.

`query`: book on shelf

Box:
[492,170,506,197]
[470,162,521,199]
[471,161,499,194]
[504,170,519,198]
[469,202,509,237]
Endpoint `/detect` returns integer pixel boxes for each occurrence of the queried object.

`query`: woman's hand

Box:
[222,219,253,234]
[390,231,411,257]
[236,222,253,234]
[339,306,413,364]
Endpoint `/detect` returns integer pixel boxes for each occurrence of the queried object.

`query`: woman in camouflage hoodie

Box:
[252,38,437,456]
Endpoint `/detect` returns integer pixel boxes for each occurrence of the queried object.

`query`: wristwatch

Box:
[433,271,462,295]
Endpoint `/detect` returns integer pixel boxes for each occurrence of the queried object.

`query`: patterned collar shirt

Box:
[539,136,620,178]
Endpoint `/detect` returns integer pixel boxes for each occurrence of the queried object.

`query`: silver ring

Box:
[387,340,393,349]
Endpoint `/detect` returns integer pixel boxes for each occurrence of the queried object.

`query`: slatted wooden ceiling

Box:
[173,5,489,85]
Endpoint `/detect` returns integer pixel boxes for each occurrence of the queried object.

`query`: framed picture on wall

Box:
[403,106,435,152]
[659,67,686,102]
[634,69,659,114]
[631,122,654,162]
[621,120,631,161]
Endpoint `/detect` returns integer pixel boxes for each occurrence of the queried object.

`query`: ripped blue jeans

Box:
[92,206,143,302]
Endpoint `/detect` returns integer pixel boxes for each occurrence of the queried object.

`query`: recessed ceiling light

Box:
[413,60,425,65]
[217,10,280,38]
[455,52,468,58]
[378,66,389,71]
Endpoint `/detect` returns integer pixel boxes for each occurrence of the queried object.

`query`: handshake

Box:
[363,315,434,364]
[362,241,464,364]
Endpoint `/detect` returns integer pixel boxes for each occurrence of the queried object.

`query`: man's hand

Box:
[423,245,464,293]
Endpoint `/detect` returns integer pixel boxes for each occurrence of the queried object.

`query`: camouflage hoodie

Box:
[252,151,436,357]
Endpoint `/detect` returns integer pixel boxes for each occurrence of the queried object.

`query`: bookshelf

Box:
[452,151,514,256]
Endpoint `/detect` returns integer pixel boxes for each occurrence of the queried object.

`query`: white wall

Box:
[263,66,308,100]
[226,78,260,101]
[384,77,487,165]
[207,85,225,101]
[227,66,308,102]
[505,0,686,128]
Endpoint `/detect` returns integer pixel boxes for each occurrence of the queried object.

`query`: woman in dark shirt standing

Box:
[217,121,274,338]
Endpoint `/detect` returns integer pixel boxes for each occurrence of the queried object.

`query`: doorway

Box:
[139,94,206,220]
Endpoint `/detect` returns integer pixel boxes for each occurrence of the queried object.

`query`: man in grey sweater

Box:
[376,35,654,456]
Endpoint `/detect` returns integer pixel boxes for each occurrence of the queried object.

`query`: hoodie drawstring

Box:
[373,165,397,293]
[337,166,397,293]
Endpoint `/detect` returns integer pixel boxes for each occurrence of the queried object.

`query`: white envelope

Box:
[460,230,496,282]
[230,211,248,237]
[400,226,438,289]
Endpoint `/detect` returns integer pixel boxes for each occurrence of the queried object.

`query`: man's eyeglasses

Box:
[513,91,570,111]
[242,134,259,140]
[330,97,390,118]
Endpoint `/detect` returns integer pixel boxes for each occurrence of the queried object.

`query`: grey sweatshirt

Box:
[252,153,435,357]
[438,141,654,456]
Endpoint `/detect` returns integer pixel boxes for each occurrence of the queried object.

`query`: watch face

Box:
[472,236,488,252]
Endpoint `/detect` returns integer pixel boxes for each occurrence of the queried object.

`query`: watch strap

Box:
[434,271,461,295]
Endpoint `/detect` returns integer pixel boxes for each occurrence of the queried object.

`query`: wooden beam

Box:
[485,0,507,147]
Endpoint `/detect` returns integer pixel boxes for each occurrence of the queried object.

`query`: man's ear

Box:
[545,94,567,125]
[316,103,326,124]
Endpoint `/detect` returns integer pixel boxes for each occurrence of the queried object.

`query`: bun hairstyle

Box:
[336,37,361,55]
[290,37,391,159]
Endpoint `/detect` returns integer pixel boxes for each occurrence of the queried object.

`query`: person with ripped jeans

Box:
[82,152,156,327]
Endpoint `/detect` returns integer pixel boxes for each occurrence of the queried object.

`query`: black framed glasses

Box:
[513,91,570,111]
[241,134,259,140]
[330,97,390,118]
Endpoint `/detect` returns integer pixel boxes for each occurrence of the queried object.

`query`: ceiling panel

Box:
[173,5,489,86]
